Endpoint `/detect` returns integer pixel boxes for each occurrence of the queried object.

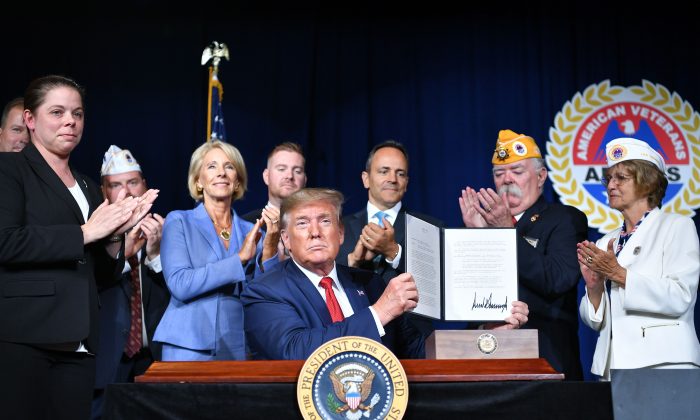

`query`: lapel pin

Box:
[530,214,539,222]
[357,290,365,296]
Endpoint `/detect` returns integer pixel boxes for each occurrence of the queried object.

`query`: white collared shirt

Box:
[366,201,401,227]
[292,260,385,336]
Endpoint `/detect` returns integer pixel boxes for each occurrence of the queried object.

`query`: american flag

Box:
[207,67,226,141]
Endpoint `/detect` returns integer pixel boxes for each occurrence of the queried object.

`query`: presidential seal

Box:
[297,336,409,420]
[547,80,700,233]
[477,333,498,355]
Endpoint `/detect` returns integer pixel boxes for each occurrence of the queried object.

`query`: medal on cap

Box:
[496,146,510,161]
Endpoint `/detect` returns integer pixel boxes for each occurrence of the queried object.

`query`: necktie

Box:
[124,255,143,358]
[512,215,518,226]
[372,211,389,267]
[319,277,345,323]
[374,211,388,227]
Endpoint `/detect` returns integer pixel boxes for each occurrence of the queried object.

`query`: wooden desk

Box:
[136,358,563,383]
[103,359,610,419]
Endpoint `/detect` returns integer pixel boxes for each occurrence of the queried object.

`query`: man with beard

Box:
[243,142,306,231]
[459,129,588,380]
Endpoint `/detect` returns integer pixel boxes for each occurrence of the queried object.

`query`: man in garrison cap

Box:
[458,129,589,380]
[92,146,170,419]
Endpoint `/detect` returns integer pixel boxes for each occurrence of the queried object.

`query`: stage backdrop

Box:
[2,4,698,380]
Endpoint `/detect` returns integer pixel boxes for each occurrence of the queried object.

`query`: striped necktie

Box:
[124,255,143,357]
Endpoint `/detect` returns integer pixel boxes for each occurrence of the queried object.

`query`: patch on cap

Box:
[605,137,666,173]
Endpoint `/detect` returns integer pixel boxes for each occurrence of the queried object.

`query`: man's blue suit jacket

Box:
[241,259,425,360]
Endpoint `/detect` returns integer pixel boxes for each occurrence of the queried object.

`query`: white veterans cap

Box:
[605,137,666,173]
[100,145,142,176]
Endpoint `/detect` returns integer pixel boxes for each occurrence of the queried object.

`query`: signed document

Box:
[405,213,518,321]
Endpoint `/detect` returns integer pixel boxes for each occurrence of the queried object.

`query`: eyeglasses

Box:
[601,173,633,186]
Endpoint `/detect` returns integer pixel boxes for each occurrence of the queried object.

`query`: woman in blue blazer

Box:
[154,141,280,361]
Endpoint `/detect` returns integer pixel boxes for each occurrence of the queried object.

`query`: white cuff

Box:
[368,307,386,337]
[144,254,162,273]
[385,244,402,269]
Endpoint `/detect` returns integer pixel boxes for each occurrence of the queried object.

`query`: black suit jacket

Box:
[515,195,588,380]
[0,143,121,352]
[337,205,441,335]
[94,252,169,388]
[241,208,267,231]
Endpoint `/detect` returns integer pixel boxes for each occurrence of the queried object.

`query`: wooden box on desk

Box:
[425,329,538,359]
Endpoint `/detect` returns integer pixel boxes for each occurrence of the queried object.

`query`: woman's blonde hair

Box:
[187,140,248,202]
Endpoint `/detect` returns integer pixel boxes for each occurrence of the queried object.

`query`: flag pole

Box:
[206,65,214,141]
[201,41,230,142]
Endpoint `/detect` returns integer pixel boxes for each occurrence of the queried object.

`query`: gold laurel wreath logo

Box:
[547,79,700,233]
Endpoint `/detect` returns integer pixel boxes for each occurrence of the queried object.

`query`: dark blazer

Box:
[241,208,263,226]
[0,143,120,352]
[337,205,440,334]
[93,252,169,388]
[515,195,588,380]
[241,259,425,360]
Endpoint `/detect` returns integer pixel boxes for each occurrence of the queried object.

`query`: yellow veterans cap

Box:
[492,129,542,165]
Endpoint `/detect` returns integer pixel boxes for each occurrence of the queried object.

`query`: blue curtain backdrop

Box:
[2,4,698,380]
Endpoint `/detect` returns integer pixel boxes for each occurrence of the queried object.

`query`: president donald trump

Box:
[242,188,528,360]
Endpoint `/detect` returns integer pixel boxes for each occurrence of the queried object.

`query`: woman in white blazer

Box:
[577,137,700,380]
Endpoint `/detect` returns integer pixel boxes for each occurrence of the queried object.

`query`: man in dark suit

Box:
[459,129,588,380]
[337,140,437,334]
[242,142,307,228]
[243,142,306,262]
[0,97,29,152]
[92,146,170,419]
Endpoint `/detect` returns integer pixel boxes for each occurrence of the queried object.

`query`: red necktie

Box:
[319,276,345,322]
[124,255,143,358]
[512,216,518,226]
